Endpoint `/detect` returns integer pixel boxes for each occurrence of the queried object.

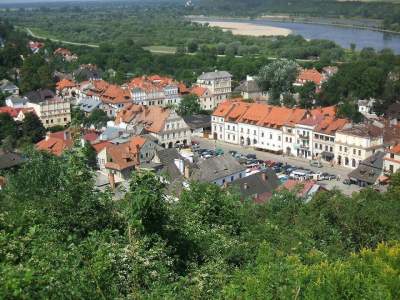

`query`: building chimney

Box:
[108,172,116,191]
[261,172,267,182]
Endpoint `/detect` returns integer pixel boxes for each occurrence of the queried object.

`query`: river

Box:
[192,17,400,54]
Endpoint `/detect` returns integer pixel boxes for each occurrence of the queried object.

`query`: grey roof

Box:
[0,152,25,170]
[198,71,232,80]
[155,148,187,182]
[6,95,27,105]
[0,79,17,92]
[235,80,262,94]
[183,114,211,130]
[229,169,280,203]
[191,154,246,183]
[74,66,102,81]
[348,151,385,185]
[24,89,55,103]
[100,127,125,141]
[79,97,101,113]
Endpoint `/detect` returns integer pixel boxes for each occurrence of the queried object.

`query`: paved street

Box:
[194,137,362,196]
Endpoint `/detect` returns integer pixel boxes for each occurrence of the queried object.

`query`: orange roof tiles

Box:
[389,144,400,155]
[311,106,336,118]
[128,75,178,93]
[56,79,76,91]
[103,136,146,171]
[238,103,272,124]
[0,107,20,118]
[190,86,209,97]
[115,104,171,133]
[297,68,323,86]
[314,117,349,135]
[92,141,111,153]
[212,101,236,118]
[226,102,251,122]
[101,84,131,105]
[36,131,74,156]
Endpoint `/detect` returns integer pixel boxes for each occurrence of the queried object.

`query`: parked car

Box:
[343,179,351,185]
[246,153,257,160]
[310,160,323,168]
[215,148,224,156]
[229,150,237,156]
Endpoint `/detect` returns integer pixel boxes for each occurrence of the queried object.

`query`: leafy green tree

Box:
[187,40,198,53]
[282,92,296,108]
[177,94,201,116]
[86,108,109,129]
[298,81,316,109]
[82,141,98,169]
[0,112,17,144]
[337,100,364,123]
[258,60,300,106]
[21,112,46,143]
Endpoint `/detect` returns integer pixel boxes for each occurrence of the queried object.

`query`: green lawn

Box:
[143,45,177,54]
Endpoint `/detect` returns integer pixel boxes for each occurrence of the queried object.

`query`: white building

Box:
[383,144,400,174]
[197,70,232,109]
[334,123,384,169]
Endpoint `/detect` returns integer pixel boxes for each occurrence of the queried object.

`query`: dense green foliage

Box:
[177,94,201,116]
[1,149,400,298]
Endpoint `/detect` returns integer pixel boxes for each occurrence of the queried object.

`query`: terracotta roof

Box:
[101,84,131,105]
[190,86,209,97]
[297,114,325,127]
[212,101,236,118]
[56,79,76,91]
[314,117,349,135]
[115,104,171,133]
[0,107,20,118]
[103,136,145,171]
[281,179,317,198]
[128,75,179,93]
[259,107,307,129]
[297,69,323,86]
[92,141,111,153]
[339,123,383,138]
[36,131,74,156]
[389,144,400,155]
[83,132,99,142]
[238,103,272,124]
[54,48,72,56]
[311,106,336,118]
[225,102,251,122]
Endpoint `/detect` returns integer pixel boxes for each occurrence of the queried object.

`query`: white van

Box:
[290,170,312,180]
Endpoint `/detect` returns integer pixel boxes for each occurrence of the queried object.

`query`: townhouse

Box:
[334,123,384,169]
[196,70,232,109]
[383,144,400,174]
[313,117,349,162]
[190,86,214,110]
[127,75,183,107]
[115,104,191,148]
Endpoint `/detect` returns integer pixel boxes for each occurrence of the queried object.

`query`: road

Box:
[195,137,362,196]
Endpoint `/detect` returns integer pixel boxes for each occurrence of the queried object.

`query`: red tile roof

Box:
[115,104,172,133]
[314,117,349,135]
[311,106,336,118]
[56,79,76,91]
[128,75,178,93]
[226,102,251,122]
[297,69,323,86]
[389,144,400,155]
[281,179,317,198]
[101,84,131,105]
[190,86,209,97]
[0,107,20,118]
[238,103,272,124]
[259,107,307,129]
[92,141,111,153]
[36,130,74,156]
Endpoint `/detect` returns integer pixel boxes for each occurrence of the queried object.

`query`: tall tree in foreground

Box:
[21,112,46,143]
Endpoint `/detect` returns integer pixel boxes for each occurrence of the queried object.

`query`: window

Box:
[261,132,264,138]
[227,125,230,130]
[344,147,348,153]
[315,143,318,149]
[278,136,281,141]
[247,129,250,134]
[340,146,342,151]
[231,176,234,182]
[353,149,356,155]
[358,150,361,156]
[270,134,272,139]
[285,137,288,142]
[253,130,256,135]
[390,165,394,173]
[390,153,395,159]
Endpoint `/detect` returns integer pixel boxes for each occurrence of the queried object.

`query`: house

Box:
[78,97,101,115]
[0,106,21,119]
[313,117,349,162]
[115,104,191,148]
[358,99,375,115]
[197,70,232,108]
[74,64,102,81]
[0,151,25,170]
[348,151,385,187]
[28,41,44,54]
[281,179,327,202]
[334,123,384,169]
[294,115,325,159]
[228,169,280,203]
[234,75,267,101]
[211,100,240,141]
[190,86,213,110]
[295,68,324,89]
[5,95,28,108]
[183,114,211,137]
[383,144,400,174]
[0,79,19,95]
[56,79,77,98]
[322,66,338,80]
[127,75,183,107]
[190,154,246,186]
[36,130,74,156]
[99,84,132,117]
[223,101,251,145]
[54,48,78,62]
[25,91,71,128]
[97,136,158,182]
